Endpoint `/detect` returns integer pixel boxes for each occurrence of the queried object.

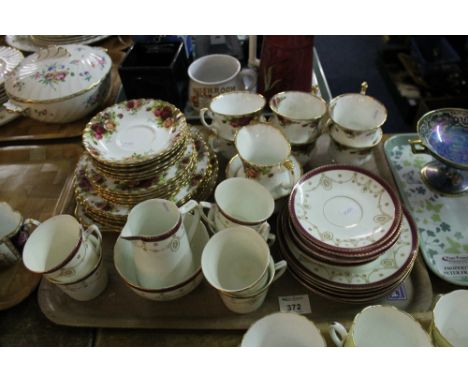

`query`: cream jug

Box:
[120,199,201,289]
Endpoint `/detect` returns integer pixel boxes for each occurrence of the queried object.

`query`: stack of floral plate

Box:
[74,99,218,231]
[277,164,418,303]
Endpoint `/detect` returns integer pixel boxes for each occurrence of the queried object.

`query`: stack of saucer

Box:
[74,99,217,231]
[0,46,23,125]
[277,164,418,303]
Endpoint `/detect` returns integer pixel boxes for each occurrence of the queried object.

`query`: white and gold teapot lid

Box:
[5,44,112,103]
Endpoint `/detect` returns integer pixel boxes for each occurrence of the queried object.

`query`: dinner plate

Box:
[289,164,402,253]
[74,132,214,223]
[285,209,418,290]
[82,99,188,166]
[284,207,402,266]
[226,154,303,199]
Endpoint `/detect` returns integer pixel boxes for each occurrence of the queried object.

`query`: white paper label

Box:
[434,254,468,278]
[278,295,311,314]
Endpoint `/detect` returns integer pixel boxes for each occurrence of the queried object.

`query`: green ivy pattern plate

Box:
[385,134,468,286]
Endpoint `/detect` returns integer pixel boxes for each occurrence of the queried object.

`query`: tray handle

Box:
[408,139,428,154]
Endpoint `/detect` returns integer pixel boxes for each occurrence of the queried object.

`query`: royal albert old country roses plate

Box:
[82,99,187,166]
[289,164,402,253]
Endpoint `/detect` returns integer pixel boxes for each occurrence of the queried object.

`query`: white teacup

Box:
[269,90,327,145]
[51,236,108,301]
[431,290,468,346]
[218,254,287,314]
[241,313,326,346]
[325,82,387,147]
[329,305,432,347]
[120,199,200,289]
[235,123,295,196]
[201,226,273,296]
[0,202,40,269]
[188,54,257,110]
[200,91,265,141]
[199,178,275,243]
[22,215,102,284]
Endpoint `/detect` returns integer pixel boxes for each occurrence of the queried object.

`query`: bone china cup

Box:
[188,54,257,110]
[327,82,387,147]
[201,226,272,296]
[200,91,265,141]
[269,90,327,145]
[329,305,432,347]
[51,237,108,301]
[120,199,200,289]
[241,313,326,346]
[218,254,287,314]
[0,201,39,269]
[431,290,468,346]
[235,123,294,195]
[199,177,274,236]
[22,215,102,284]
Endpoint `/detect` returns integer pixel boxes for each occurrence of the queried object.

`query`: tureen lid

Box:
[4,44,112,103]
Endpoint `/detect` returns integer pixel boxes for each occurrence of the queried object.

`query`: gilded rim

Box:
[269,90,327,122]
[288,164,403,254]
[234,122,292,168]
[328,92,388,133]
[208,90,266,118]
[329,126,383,150]
[348,305,432,345]
[82,99,188,166]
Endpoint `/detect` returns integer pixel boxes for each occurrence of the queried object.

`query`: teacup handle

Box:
[23,218,41,228]
[329,321,348,347]
[179,200,201,241]
[319,116,333,134]
[83,224,102,252]
[258,224,276,246]
[200,108,217,136]
[276,160,296,192]
[199,201,217,232]
[240,67,257,92]
[272,260,287,283]
[408,139,428,155]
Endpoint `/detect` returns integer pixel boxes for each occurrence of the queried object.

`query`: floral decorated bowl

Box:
[4,45,112,123]
[410,108,468,170]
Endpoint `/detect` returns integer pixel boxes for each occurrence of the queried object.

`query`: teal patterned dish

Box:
[384,133,468,286]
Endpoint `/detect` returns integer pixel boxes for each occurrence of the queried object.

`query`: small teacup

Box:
[201,226,275,296]
[235,123,295,196]
[0,202,39,269]
[22,215,102,284]
[431,290,468,346]
[120,199,200,289]
[329,305,432,347]
[241,313,326,346]
[218,254,287,314]
[325,82,387,148]
[188,54,257,110]
[51,236,108,301]
[199,178,275,243]
[200,91,265,141]
[269,89,327,145]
